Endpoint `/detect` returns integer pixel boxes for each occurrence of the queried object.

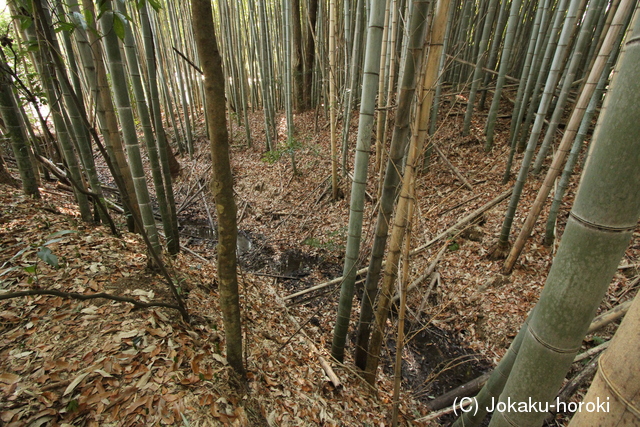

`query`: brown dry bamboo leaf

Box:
[62,372,90,396]
[0,372,19,384]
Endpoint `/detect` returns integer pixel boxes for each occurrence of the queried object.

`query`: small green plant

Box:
[303,227,347,252]
[261,149,282,164]
[0,230,77,286]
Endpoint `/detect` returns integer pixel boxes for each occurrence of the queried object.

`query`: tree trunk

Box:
[292,0,304,112]
[192,0,245,378]
[303,0,318,110]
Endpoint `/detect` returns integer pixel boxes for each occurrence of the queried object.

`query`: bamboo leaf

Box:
[112,12,126,40]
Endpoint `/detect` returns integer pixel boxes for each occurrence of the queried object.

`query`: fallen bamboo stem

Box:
[284,190,512,301]
[586,300,632,334]
[392,245,447,304]
[572,340,609,364]
[434,145,473,191]
[319,356,341,388]
[0,289,182,311]
[415,398,472,422]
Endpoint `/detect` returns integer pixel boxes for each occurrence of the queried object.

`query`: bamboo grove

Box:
[0,0,639,425]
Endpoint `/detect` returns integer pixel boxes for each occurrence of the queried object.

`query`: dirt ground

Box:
[1,95,638,426]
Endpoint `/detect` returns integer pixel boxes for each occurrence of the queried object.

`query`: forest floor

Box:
[1,95,638,426]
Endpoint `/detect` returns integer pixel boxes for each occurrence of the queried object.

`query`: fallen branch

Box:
[0,289,183,311]
[586,300,632,334]
[417,273,440,315]
[249,272,301,280]
[392,244,447,304]
[319,356,341,388]
[415,398,473,423]
[438,193,482,216]
[157,230,213,263]
[572,340,610,364]
[284,190,512,301]
[411,189,512,255]
[172,46,203,75]
[433,145,473,191]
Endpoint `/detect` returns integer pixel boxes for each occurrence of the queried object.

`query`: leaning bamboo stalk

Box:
[331,0,388,362]
[503,0,636,274]
[354,0,432,370]
[364,0,449,383]
[489,8,640,424]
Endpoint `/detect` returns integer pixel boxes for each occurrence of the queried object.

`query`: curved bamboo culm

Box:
[487,8,640,425]
[353,0,431,371]
[503,0,636,273]
[330,0,387,363]
[568,293,640,426]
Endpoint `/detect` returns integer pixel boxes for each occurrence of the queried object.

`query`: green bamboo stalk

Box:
[330,0,387,363]
[99,0,161,255]
[0,54,39,198]
[488,11,640,424]
[354,0,430,370]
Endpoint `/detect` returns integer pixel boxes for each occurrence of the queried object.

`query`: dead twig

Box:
[0,289,183,312]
